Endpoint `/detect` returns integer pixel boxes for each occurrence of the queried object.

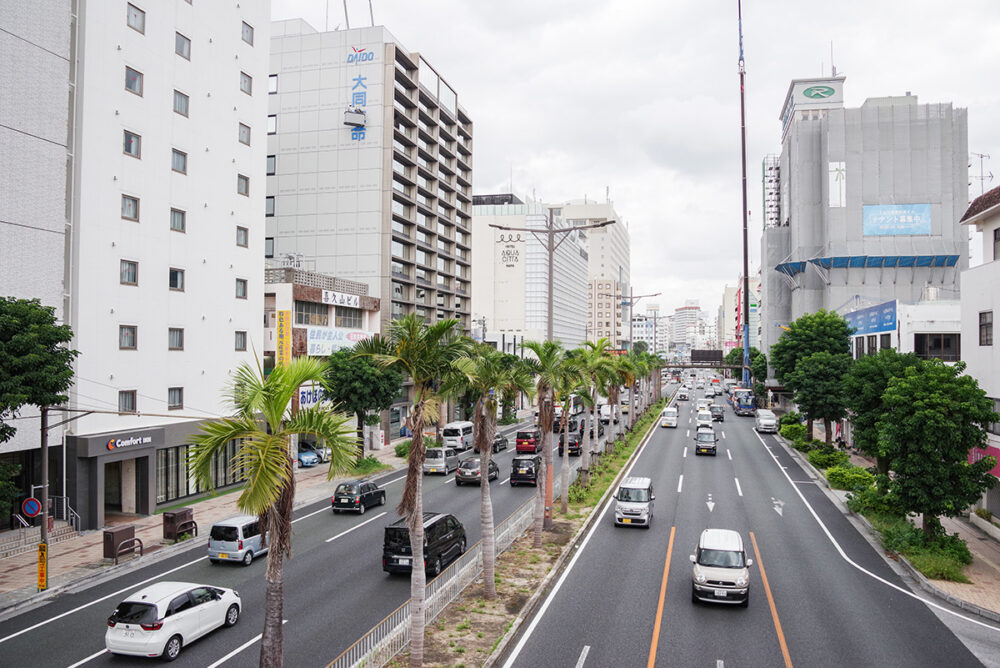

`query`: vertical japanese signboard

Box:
[38,542,47,590]
[276,310,292,367]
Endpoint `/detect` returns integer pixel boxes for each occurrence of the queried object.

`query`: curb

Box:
[486,399,668,667]
[774,434,1000,624]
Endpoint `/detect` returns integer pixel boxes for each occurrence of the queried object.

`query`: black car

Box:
[710,405,725,422]
[558,434,582,457]
[476,433,509,454]
[455,457,500,485]
[510,454,542,486]
[552,417,579,434]
[331,479,386,514]
[382,512,466,576]
[588,420,605,439]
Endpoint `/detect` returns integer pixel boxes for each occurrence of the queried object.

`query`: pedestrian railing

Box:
[329,467,573,668]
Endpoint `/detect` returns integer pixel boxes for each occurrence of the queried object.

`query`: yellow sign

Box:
[38,542,47,590]
[276,310,292,367]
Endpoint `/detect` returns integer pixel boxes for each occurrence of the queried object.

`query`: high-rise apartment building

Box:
[734,276,761,351]
[631,305,667,355]
[719,285,739,351]
[266,21,473,336]
[1,2,270,529]
[672,300,702,355]
[759,77,969,365]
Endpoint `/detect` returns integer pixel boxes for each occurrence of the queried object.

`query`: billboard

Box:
[306,326,375,356]
[691,349,724,364]
[862,204,931,236]
[844,300,897,336]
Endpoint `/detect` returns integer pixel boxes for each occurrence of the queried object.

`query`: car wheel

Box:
[162,635,182,662]
[458,538,466,555]
[379,493,386,506]
[358,502,366,515]
[242,550,254,567]
[429,556,442,576]
[224,604,240,627]
[455,479,462,486]
[209,558,218,565]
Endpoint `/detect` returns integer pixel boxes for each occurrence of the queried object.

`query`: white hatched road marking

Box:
[326,512,387,543]
[677,475,684,493]
[734,477,743,496]
[575,645,591,667]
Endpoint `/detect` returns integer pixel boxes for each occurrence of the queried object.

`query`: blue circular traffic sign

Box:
[22,497,41,518]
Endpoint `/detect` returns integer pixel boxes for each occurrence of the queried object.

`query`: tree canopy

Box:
[769,309,852,385]
[724,346,767,382]
[325,348,403,457]
[785,351,851,446]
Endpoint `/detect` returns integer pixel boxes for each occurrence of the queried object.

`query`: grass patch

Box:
[861,509,972,583]
[352,455,390,476]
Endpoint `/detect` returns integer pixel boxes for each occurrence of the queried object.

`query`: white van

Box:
[677,388,689,401]
[614,476,655,528]
[661,406,679,428]
[695,410,713,430]
[442,421,474,451]
[755,409,778,433]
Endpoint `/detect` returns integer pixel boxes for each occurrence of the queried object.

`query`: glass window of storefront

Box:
[156,439,247,505]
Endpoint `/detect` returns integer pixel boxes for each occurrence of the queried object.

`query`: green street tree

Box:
[878,360,999,538]
[523,340,567,540]
[576,339,616,469]
[354,314,469,667]
[843,349,922,479]
[0,297,78,443]
[188,357,357,667]
[632,340,649,354]
[324,348,403,461]
[724,346,767,384]
[785,352,852,447]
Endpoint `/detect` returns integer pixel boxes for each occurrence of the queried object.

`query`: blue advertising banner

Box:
[844,300,897,336]
[862,204,931,236]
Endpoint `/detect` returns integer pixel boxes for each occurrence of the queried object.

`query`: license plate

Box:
[622,518,631,524]
[429,468,438,472]
[714,589,728,598]
[338,497,349,503]
[398,558,410,566]
[120,629,135,638]
[518,469,528,473]
[218,553,229,559]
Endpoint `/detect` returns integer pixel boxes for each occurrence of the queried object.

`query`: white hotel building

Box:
[1,2,269,530]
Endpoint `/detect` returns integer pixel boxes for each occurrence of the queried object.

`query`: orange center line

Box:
[647,525,675,668]
[750,530,793,668]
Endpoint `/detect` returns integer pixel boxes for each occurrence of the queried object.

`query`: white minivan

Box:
[442,421,474,451]
[755,409,778,433]
[661,406,679,428]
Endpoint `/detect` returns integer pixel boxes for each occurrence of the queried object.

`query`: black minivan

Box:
[510,454,542,486]
[383,512,466,576]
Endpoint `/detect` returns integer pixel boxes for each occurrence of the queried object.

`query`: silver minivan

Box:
[442,421,474,451]
[613,476,655,528]
[208,515,269,566]
[423,447,459,475]
[690,528,752,606]
[755,409,778,433]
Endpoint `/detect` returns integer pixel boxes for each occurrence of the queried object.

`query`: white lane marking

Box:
[683,447,688,458]
[502,420,658,667]
[727,449,732,460]
[575,645,591,667]
[686,429,690,438]
[65,648,106,668]
[500,477,510,485]
[325,512,387,543]
[295,504,334,522]
[207,619,288,668]
[717,661,725,668]
[754,431,1000,633]
[721,431,726,439]
[445,476,456,484]
[734,478,743,497]
[677,475,684,494]
[381,475,406,486]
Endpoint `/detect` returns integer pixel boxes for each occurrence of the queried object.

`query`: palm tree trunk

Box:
[259,461,295,668]
[534,391,551,545]
[401,403,427,668]
[476,399,498,599]
[560,412,570,513]
[355,410,366,463]
[581,395,592,472]
[542,388,554,531]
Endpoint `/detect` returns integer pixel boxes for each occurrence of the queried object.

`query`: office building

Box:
[631,305,667,356]
[1,2,271,529]
[266,21,473,335]
[734,275,761,351]
[719,285,739,351]
[759,77,969,368]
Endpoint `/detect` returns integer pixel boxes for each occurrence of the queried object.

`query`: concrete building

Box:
[0,2,271,529]
[672,300,702,356]
[719,285,739,352]
[843,298,961,361]
[266,21,473,336]
[631,305,668,356]
[734,275,761,351]
[959,185,1000,514]
[471,195,589,352]
[759,77,969,369]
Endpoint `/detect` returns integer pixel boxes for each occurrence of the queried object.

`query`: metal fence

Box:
[330,470,571,668]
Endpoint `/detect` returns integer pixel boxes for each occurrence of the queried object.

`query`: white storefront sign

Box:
[321,290,361,308]
[306,326,374,356]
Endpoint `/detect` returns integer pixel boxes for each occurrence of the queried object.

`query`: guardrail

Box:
[330,468,572,668]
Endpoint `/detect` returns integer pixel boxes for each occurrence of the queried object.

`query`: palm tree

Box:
[630,356,650,428]
[188,357,356,668]
[576,339,616,468]
[604,358,627,446]
[522,340,566,539]
[615,355,638,434]
[353,314,469,667]
[552,359,584,513]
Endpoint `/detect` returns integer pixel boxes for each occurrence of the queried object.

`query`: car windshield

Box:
[110,601,157,625]
[335,483,358,495]
[696,432,715,442]
[385,526,410,548]
[210,525,239,542]
[443,428,461,437]
[618,487,650,502]
[425,449,443,459]
[515,460,535,471]
[699,548,745,568]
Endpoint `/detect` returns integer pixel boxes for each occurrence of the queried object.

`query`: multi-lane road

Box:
[502,385,1000,667]
[0,421,592,667]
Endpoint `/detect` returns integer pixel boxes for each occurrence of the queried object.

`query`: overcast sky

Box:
[271,0,1000,318]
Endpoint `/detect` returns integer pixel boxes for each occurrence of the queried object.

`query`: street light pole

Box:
[738,0,752,388]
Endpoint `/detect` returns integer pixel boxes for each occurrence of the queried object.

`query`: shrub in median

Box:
[779,423,807,443]
[825,464,874,491]
[779,411,802,427]
[394,439,411,458]
[807,448,849,469]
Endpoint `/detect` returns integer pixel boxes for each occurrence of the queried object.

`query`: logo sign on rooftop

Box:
[347,46,374,64]
[803,85,835,99]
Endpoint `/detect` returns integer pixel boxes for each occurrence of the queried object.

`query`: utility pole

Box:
[738,0,751,388]
[39,406,48,591]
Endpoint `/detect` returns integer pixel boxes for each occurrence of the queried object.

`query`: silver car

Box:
[208,515,269,566]
[690,529,752,606]
[422,447,459,475]
[614,476,654,528]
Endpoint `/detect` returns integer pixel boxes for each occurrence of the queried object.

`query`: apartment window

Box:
[237,174,249,196]
[980,311,994,346]
[236,226,248,247]
[914,333,961,361]
[988,398,1000,436]
[264,237,274,258]
[240,71,252,95]
[171,149,187,174]
[126,4,145,33]
[173,90,189,116]
[265,196,275,217]
[121,195,139,221]
[235,278,248,299]
[266,155,276,175]
[880,333,892,350]
[169,268,185,291]
[119,325,137,349]
[170,208,186,232]
[268,74,278,94]
[123,130,141,158]
[125,67,143,95]
[267,115,277,134]
[235,330,248,351]
[242,21,254,45]
[175,32,191,59]
[994,229,1000,262]
[335,306,363,329]
[295,300,328,326]
[119,390,137,413]
[120,260,138,285]
[238,123,251,146]
[168,387,183,410]
[168,327,184,350]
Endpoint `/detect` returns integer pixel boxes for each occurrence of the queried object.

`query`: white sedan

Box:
[106,581,240,661]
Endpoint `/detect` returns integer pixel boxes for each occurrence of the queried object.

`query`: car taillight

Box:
[355,496,360,504]
[107,618,116,628]
[238,539,243,550]
[140,621,163,631]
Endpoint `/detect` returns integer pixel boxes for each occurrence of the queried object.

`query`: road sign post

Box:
[38,542,48,591]
[22,497,41,518]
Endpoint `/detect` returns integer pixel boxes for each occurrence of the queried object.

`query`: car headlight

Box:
[736,576,748,587]
[695,571,707,584]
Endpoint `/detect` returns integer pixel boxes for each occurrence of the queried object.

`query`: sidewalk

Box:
[0,415,534,617]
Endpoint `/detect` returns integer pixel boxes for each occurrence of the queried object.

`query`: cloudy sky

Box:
[271,0,1000,317]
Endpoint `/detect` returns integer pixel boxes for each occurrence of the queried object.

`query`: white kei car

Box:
[105,581,240,661]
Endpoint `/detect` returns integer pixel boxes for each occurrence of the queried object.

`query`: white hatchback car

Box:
[105,581,241,661]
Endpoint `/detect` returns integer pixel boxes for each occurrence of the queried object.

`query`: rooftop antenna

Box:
[971,152,993,197]
[606,185,610,203]
[369,0,375,26]
[831,41,837,77]
[343,0,350,29]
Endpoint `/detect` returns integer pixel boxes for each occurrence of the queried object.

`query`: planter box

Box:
[970,512,1000,542]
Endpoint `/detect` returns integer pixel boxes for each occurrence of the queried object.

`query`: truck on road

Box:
[732,387,755,416]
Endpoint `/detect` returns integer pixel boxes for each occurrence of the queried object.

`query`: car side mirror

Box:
[650,494,655,500]
[689,554,696,563]
[747,558,754,567]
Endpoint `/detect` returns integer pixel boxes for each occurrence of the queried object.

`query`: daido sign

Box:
[348,46,375,64]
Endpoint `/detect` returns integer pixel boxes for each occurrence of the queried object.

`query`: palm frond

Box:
[229,433,293,516]
[283,405,359,479]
